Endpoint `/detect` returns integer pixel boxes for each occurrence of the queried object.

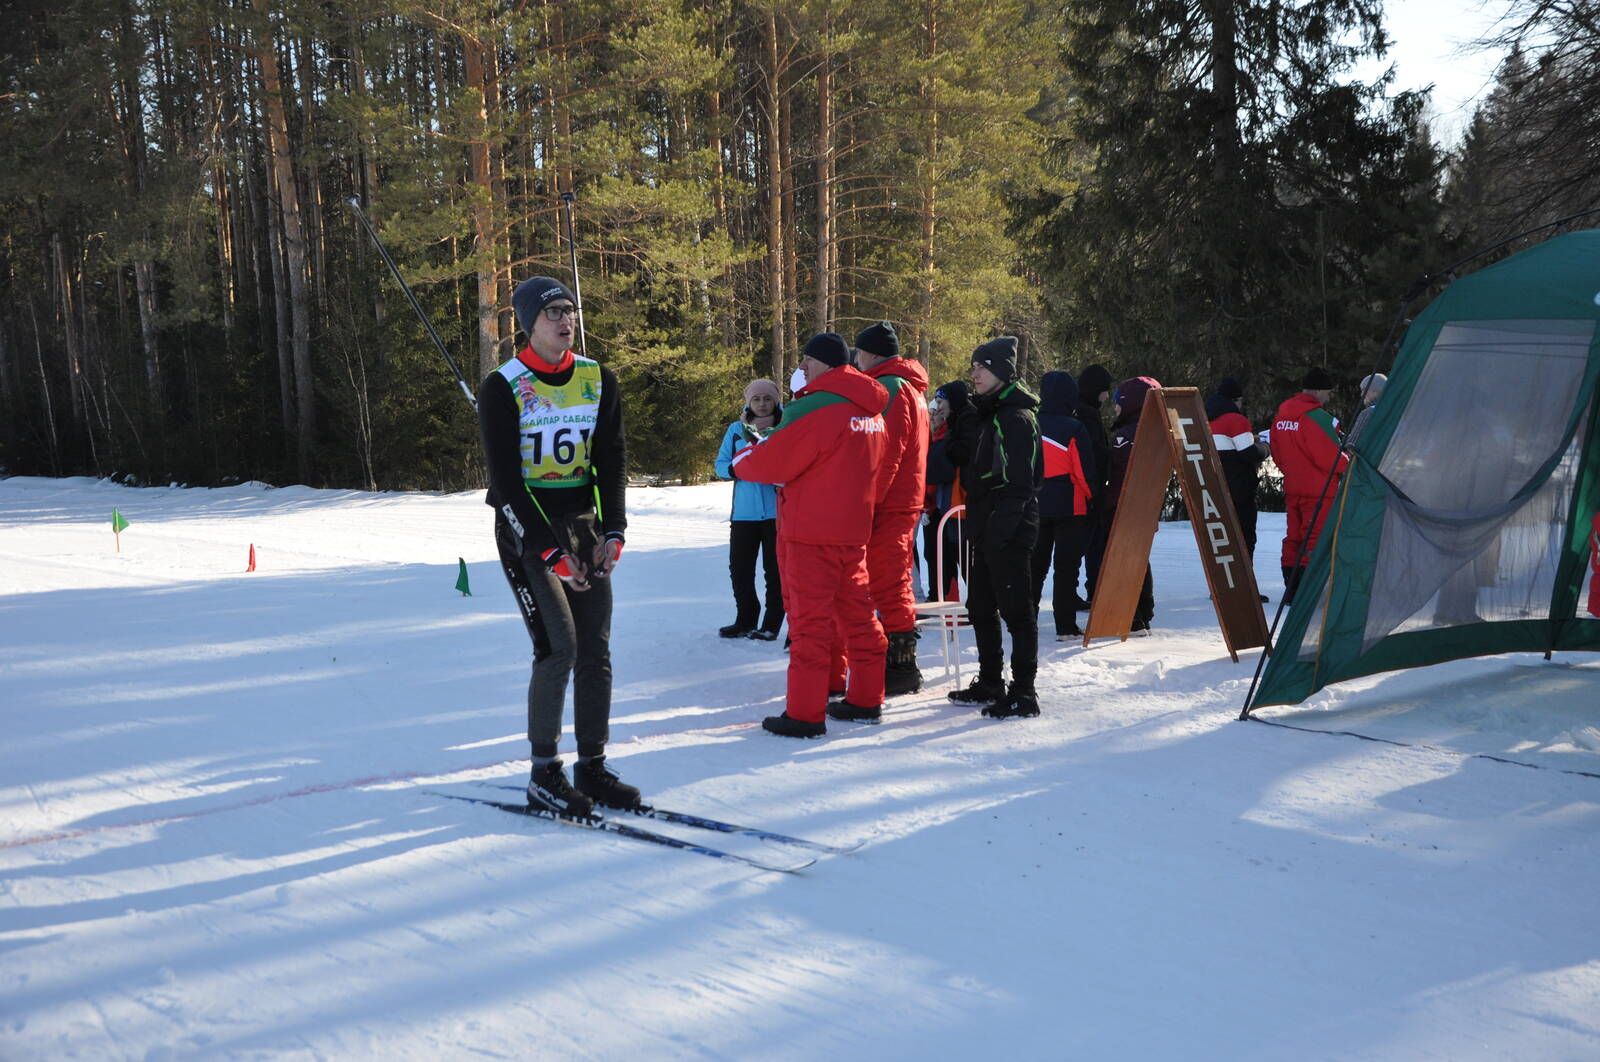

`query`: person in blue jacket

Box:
[714,378,785,640]
[1031,371,1097,639]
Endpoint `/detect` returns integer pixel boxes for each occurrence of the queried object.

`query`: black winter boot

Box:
[573,756,642,809]
[827,700,882,724]
[948,675,1006,705]
[1283,565,1303,604]
[762,711,826,738]
[527,759,595,818]
[720,621,755,638]
[983,683,1040,719]
[883,630,923,696]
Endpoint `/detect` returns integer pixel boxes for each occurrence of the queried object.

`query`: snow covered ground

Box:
[2,475,1598,1060]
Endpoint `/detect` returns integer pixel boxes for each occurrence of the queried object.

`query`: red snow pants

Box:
[867,507,921,633]
[1282,491,1337,569]
[1587,513,1599,618]
[781,539,886,722]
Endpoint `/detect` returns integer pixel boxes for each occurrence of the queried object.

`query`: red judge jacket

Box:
[1271,391,1349,500]
[864,357,931,515]
[731,366,890,544]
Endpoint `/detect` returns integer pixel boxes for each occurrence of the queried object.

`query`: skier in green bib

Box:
[479,276,633,818]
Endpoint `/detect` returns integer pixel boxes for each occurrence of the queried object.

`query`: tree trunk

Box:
[814,16,833,332]
[251,1,314,480]
[763,10,785,379]
[918,0,938,362]
[464,32,499,379]
[780,66,799,356]
[118,0,162,401]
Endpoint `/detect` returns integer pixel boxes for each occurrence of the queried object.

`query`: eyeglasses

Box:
[541,303,580,321]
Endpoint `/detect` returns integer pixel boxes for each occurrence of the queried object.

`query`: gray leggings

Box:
[521,554,614,759]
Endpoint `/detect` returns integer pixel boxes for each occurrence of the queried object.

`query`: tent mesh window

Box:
[1361,319,1596,651]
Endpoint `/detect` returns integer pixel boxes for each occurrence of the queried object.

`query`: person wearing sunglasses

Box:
[479,276,634,818]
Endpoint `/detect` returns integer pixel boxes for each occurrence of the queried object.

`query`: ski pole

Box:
[346,197,478,411]
[559,191,588,358]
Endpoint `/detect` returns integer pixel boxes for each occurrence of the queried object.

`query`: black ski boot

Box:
[827,700,882,724]
[883,630,923,696]
[720,621,755,638]
[762,711,826,738]
[983,683,1040,719]
[574,755,642,810]
[527,759,595,818]
[948,675,1005,705]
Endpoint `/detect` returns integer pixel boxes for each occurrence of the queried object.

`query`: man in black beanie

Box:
[480,276,635,817]
[827,321,931,717]
[1074,363,1114,606]
[947,336,1043,717]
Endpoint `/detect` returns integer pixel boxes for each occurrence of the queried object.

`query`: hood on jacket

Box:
[1112,376,1161,428]
[1040,370,1079,415]
[805,363,891,414]
[1077,364,1113,407]
[866,354,930,394]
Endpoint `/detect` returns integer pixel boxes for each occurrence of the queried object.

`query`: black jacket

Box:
[478,356,628,562]
[1037,371,1097,520]
[1204,390,1264,516]
[965,381,1041,547]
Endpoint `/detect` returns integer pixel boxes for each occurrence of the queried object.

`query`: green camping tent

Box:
[1247,229,1600,713]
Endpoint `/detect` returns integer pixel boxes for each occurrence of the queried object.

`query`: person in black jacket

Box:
[480,276,635,818]
[1205,377,1267,584]
[1075,363,1114,604]
[924,381,970,600]
[947,337,1042,717]
[1031,371,1097,639]
[1106,375,1160,633]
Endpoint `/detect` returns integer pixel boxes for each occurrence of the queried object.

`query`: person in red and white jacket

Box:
[1207,376,1267,601]
[732,332,890,737]
[1270,367,1349,603]
[844,321,930,706]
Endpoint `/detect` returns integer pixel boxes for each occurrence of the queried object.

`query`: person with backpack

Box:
[713,379,784,640]
[1031,370,1096,640]
[946,337,1043,717]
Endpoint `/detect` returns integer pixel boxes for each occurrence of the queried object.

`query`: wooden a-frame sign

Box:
[1084,387,1270,661]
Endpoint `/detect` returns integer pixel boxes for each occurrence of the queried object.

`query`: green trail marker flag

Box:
[455,558,472,597]
[112,508,129,551]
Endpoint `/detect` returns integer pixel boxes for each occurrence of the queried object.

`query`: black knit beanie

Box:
[1216,376,1244,401]
[802,331,851,369]
[512,277,578,336]
[1078,363,1113,404]
[854,321,900,359]
[1301,366,1335,391]
[971,336,1019,384]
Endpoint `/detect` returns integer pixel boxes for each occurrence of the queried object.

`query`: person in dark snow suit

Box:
[946,337,1043,718]
[1030,370,1097,639]
[1075,363,1114,604]
[924,381,972,602]
[713,378,784,639]
[1105,375,1161,633]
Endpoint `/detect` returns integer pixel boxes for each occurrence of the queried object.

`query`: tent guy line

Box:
[1247,716,1600,782]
